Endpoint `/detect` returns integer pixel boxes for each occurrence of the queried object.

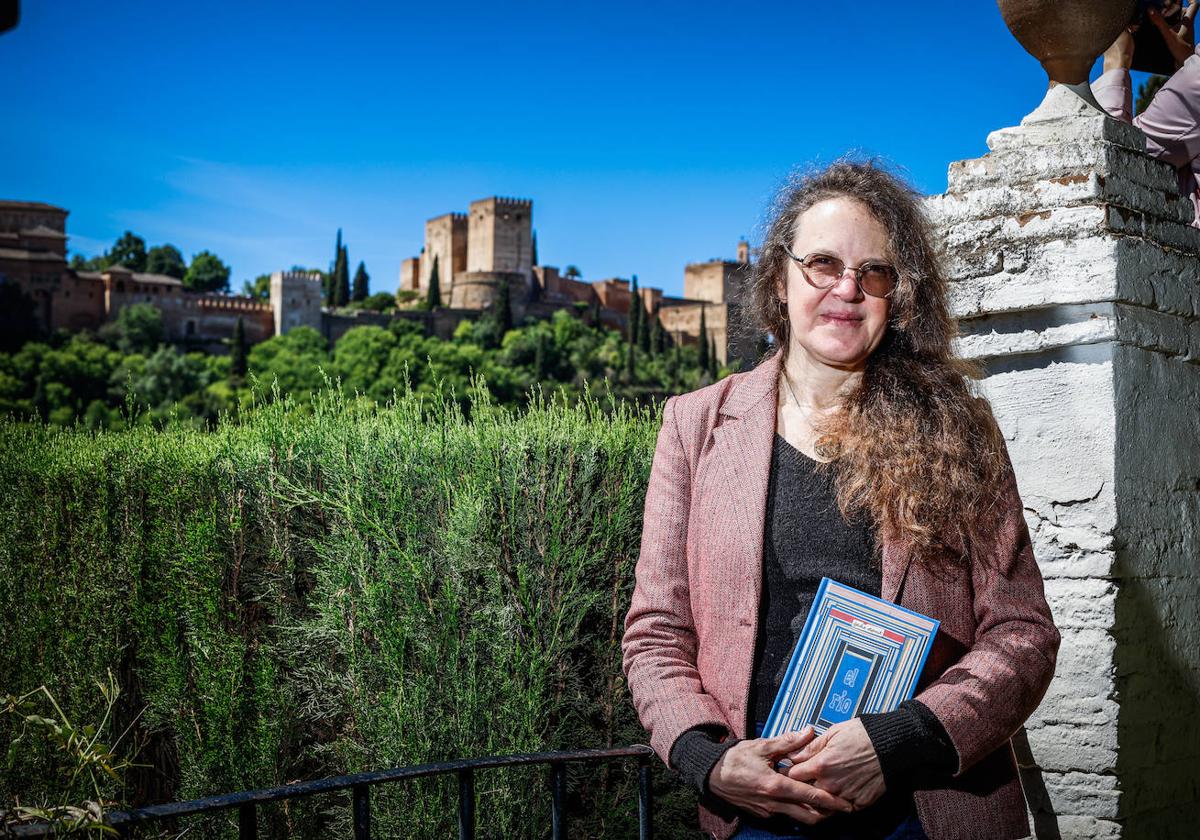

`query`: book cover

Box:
[761,578,939,738]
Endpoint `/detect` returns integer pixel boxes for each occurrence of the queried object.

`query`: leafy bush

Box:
[0,377,701,838]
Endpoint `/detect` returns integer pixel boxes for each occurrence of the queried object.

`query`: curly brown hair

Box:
[742,159,1010,561]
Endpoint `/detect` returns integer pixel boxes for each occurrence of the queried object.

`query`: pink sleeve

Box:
[1133,45,1200,169]
[622,396,728,763]
[1093,67,1133,123]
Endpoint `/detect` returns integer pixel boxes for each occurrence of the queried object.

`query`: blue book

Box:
[761,578,939,738]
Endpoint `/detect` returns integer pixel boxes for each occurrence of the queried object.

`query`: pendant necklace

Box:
[780,370,842,461]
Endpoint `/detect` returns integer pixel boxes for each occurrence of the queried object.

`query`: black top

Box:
[668,433,957,836]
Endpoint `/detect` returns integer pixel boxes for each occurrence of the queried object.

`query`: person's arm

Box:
[908,449,1061,777]
[1134,44,1200,168]
[621,395,729,760]
[1094,29,1134,122]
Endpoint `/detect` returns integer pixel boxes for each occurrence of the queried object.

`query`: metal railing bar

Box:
[352,783,369,840]
[550,762,566,840]
[238,803,256,840]
[6,745,655,838]
[457,767,474,840]
[638,756,653,840]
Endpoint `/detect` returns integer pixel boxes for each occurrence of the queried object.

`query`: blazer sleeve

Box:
[622,395,729,763]
[914,447,1061,777]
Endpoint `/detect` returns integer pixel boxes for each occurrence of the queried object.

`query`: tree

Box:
[107,231,147,272]
[624,332,635,381]
[589,297,602,329]
[351,261,370,302]
[708,336,719,378]
[360,291,396,312]
[427,255,442,308]
[242,274,271,300]
[184,251,231,293]
[332,245,351,307]
[649,304,663,356]
[698,304,710,373]
[229,317,248,379]
[100,303,164,354]
[145,244,186,278]
[494,277,512,336]
[628,275,641,346]
[327,229,343,305]
[636,292,650,353]
[1136,75,1168,115]
[531,231,539,267]
[564,265,582,278]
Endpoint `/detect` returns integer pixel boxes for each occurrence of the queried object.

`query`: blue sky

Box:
[1,1,1146,297]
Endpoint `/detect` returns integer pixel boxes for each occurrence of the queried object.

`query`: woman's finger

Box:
[759,727,816,758]
[761,774,853,813]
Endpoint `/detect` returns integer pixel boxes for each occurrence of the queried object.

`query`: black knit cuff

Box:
[860,699,958,792]
[668,726,740,796]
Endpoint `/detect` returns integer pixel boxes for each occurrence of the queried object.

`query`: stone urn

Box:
[997,0,1138,84]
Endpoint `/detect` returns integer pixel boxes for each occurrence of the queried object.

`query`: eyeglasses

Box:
[783,245,898,299]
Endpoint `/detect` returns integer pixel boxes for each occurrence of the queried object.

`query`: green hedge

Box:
[0,381,701,838]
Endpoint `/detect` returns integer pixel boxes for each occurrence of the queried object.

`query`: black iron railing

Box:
[8,745,656,839]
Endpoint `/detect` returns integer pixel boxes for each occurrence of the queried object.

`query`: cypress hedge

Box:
[0,380,703,838]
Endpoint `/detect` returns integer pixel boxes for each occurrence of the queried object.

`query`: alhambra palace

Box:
[0,197,755,365]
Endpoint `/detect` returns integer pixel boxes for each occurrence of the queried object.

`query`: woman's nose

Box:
[831,268,863,300]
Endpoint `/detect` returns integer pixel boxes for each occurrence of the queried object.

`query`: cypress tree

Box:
[334,245,351,307]
[698,304,709,373]
[495,277,512,335]
[427,255,442,308]
[531,230,539,267]
[327,229,342,305]
[627,276,641,345]
[352,261,370,302]
[652,305,666,355]
[534,331,547,380]
[709,336,719,378]
[638,295,651,353]
[589,297,602,329]
[230,316,248,378]
[625,332,636,381]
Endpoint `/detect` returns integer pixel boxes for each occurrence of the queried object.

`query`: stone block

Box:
[1051,815,1122,840]
[1043,770,1123,819]
[1045,578,1118,630]
[949,237,1118,317]
[1026,722,1118,774]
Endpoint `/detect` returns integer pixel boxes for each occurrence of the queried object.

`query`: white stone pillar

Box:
[926,86,1200,840]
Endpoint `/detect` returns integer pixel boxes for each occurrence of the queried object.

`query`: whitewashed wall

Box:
[926,86,1200,840]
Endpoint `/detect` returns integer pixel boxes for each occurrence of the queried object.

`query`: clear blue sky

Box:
[0,1,1143,297]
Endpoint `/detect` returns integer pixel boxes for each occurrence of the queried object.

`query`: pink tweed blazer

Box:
[622,351,1060,840]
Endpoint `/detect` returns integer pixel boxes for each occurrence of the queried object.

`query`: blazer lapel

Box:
[708,350,912,608]
[704,353,782,622]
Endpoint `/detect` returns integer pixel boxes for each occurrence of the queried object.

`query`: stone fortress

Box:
[0,197,754,365]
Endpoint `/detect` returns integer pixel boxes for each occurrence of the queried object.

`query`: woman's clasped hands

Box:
[708,720,886,825]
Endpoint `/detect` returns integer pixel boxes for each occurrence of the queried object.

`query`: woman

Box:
[621,161,1059,840]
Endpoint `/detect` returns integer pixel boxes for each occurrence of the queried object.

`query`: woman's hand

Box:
[1149,0,1198,71]
[783,719,886,811]
[708,728,855,824]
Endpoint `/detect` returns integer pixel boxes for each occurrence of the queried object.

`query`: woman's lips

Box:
[819,312,862,325]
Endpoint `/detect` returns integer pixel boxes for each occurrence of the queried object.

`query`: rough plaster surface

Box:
[929,85,1200,838]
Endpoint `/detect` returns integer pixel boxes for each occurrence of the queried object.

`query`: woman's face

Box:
[776,197,893,372]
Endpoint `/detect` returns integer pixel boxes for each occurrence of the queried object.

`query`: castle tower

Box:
[269,270,323,335]
[421,213,468,295]
[467,197,533,278]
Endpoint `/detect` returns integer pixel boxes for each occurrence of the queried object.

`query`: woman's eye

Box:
[808,256,836,267]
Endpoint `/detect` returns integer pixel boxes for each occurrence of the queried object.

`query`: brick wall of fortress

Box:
[421,213,467,293]
[468,197,532,276]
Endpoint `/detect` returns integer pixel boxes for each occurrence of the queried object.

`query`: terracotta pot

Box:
[997,0,1138,84]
